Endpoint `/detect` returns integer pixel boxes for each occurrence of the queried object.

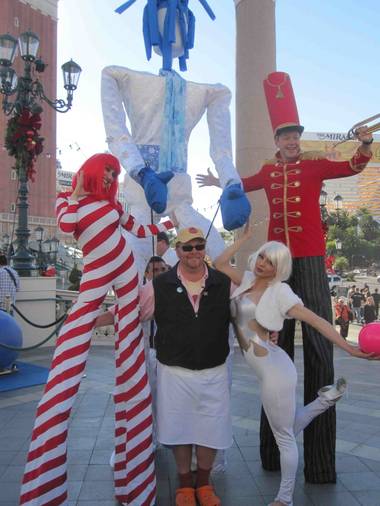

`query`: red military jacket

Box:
[242,148,371,258]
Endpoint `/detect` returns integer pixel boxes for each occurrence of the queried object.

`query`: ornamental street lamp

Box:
[320,189,345,240]
[0,31,81,276]
[333,194,343,211]
[34,225,46,273]
[1,233,10,255]
[333,193,343,225]
[48,236,59,264]
[31,226,60,273]
[319,188,329,237]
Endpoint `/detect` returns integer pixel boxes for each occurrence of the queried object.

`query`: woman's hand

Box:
[95,311,115,328]
[195,168,220,188]
[170,210,179,228]
[269,331,279,345]
[348,344,380,360]
[241,220,254,242]
[71,171,89,200]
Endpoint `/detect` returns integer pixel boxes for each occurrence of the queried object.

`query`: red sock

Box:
[196,467,211,488]
[178,471,194,488]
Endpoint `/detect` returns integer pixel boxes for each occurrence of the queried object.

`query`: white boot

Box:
[318,377,347,406]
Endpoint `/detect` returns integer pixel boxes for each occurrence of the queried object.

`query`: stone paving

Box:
[0,324,380,506]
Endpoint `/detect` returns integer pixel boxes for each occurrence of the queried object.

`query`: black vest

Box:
[153,265,231,370]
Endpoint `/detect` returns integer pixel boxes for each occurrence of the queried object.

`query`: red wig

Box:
[72,153,121,204]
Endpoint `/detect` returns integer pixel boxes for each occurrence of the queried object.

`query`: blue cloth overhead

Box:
[115,0,215,71]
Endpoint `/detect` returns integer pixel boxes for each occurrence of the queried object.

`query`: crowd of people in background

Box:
[334,284,379,338]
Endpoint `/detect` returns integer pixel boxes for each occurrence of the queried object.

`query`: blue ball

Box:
[0,311,23,369]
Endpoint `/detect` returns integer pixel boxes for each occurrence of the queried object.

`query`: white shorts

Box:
[156,361,232,449]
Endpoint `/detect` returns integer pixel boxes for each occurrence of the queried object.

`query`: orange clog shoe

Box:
[175,487,196,506]
[196,485,221,506]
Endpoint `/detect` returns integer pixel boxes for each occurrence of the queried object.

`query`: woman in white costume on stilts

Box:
[214,222,377,506]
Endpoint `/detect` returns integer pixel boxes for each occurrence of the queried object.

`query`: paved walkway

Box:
[1,324,380,506]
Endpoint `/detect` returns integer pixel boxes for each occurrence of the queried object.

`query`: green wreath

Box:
[4,108,44,181]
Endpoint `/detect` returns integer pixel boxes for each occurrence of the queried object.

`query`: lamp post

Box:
[43,236,59,265]
[32,227,59,273]
[333,194,343,224]
[49,236,59,265]
[319,189,328,209]
[0,31,81,276]
[319,188,329,238]
[34,225,46,273]
[1,233,10,256]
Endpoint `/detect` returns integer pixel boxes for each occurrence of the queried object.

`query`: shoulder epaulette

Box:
[262,157,278,165]
[262,150,327,165]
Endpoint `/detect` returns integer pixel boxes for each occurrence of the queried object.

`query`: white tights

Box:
[244,341,332,506]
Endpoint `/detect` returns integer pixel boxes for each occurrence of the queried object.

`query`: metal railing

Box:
[0,290,115,352]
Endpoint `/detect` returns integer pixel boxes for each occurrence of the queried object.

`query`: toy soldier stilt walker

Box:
[246,72,373,483]
[197,71,373,483]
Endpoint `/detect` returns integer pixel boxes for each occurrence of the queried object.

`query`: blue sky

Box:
[56,0,380,220]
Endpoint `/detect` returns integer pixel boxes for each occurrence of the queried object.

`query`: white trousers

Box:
[244,341,332,506]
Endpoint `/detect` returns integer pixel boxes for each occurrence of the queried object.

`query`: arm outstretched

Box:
[213,221,254,285]
[121,214,173,238]
[288,303,379,360]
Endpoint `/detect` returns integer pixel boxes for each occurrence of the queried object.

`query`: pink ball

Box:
[358,322,380,355]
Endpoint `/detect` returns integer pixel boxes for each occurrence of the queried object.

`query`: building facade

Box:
[0,0,58,246]
[301,132,380,221]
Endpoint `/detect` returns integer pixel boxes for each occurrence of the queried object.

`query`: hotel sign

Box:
[315,132,348,142]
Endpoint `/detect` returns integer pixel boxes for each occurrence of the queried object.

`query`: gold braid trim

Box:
[350,148,372,173]
[357,146,373,158]
[349,161,367,173]
[263,150,326,165]
[263,157,280,165]
[299,151,327,161]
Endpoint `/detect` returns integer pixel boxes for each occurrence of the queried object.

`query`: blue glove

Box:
[220,183,251,231]
[139,167,174,214]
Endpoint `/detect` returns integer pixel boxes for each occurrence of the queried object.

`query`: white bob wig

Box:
[247,241,292,284]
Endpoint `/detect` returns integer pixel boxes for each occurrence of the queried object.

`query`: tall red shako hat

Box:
[263,71,304,136]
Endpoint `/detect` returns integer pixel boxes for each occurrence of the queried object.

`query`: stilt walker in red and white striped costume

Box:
[20,153,173,506]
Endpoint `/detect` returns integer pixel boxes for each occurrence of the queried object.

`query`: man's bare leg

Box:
[194,445,221,505]
[173,444,194,489]
[195,445,217,471]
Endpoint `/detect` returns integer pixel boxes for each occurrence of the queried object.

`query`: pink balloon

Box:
[358,322,380,355]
